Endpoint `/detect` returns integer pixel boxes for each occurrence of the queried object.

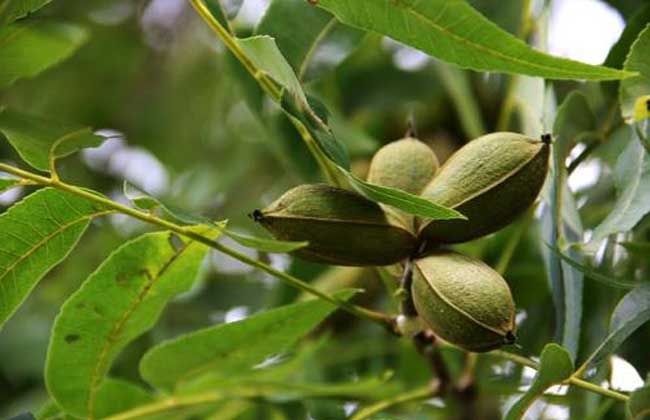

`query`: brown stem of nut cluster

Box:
[399,260,418,317]
[413,330,451,389]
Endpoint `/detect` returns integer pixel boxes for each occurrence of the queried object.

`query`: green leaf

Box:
[314,0,631,80]
[0,177,20,194]
[628,384,650,420]
[0,188,110,329]
[140,290,356,390]
[178,375,395,401]
[505,344,574,420]
[37,379,153,420]
[620,24,650,122]
[224,230,308,254]
[239,35,308,107]
[89,378,155,419]
[619,241,650,258]
[37,400,74,420]
[281,92,350,169]
[552,91,597,162]
[591,133,650,242]
[256,0,364,81]
[540,92,593,361]
[340,167,466,221]
[512,76,545,137]
[0,21,88,89]
[580,283,650,372]
[0,0,52,25]
[99,374,393,420]
[433,62,485,139]
[328,113,380,157]
[605,4,650,70]
[122,181,215,226]
[0,108,103,172]
[122,182,304,253]
[122,181,161,211]
[547,245,636,290]
[45,228,219,418]
[237,35,350,169]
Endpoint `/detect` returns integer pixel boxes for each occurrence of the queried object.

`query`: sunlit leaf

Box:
[257,0,364,81]
[341,168,466,220]
[314,0,632,80]
[580,283,650,371]
[0,188,111,329]
[0,108,103,172]
[620,24,650,122]
[140,290,356,390]
[239,35,308,107]
[0,21,88,89]
[504,344,573,420]
[46,228,219,418]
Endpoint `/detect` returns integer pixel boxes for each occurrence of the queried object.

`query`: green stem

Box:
[350,382,439,420]
[188,0,342,187]
[491,350,629,402]
[0,163,391,328]
[103,391,222,420]
[188,0,281,101]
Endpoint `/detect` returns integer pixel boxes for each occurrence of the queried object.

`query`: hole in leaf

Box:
[65,334,80,344]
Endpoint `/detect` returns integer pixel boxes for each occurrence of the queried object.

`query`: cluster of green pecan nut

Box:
[254,132,550,352]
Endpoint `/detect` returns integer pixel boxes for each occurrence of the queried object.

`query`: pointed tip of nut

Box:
[250,209,264,222]
[541,133,552,145]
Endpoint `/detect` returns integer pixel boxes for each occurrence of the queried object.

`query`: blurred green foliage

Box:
[1,0,650,419]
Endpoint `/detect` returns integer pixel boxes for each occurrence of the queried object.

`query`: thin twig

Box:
[0,163,391,328]
[188,0,342,186]
[399,260,417,317]
[491,350,629,402]
[350,381,439,420]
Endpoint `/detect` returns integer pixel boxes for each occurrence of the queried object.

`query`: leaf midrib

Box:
[0,210,113,291]
[86,236,192,418]
[325,0,627,78]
